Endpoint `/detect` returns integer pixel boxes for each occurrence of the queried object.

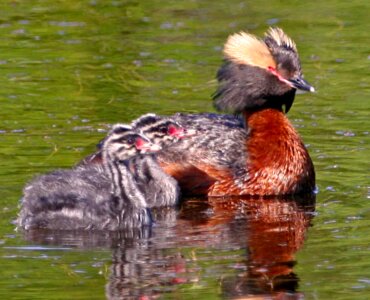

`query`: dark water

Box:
[0,1,369,299]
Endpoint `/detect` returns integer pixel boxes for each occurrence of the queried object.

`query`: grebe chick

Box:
[128,114,196,207]
[77,115,191,208]
[157,27,316,197]
[17,125,159,231]
[131,113,195,147]
[79,114,193,166]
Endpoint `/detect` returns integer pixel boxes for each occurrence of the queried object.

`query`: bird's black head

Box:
[213,27,314,114]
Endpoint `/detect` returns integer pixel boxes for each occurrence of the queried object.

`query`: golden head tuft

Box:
[223,31,276,69]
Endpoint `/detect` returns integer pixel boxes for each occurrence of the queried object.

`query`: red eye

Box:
[267,66,293,87]
[268,66,278,75]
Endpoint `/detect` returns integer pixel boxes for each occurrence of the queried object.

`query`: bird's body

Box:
[157,28,315,197]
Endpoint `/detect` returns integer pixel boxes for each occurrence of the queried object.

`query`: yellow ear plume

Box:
[223,31,276,69]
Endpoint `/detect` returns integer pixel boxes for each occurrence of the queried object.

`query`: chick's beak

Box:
[183,128,197,137]
[289,76,315,92]
[144,143,161,153]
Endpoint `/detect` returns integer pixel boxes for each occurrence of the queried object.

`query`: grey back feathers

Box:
[158,113,249,179]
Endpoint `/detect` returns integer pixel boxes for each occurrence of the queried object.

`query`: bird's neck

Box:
[243,108,296,147]
[104,159,147,210]
[242,108,315,195]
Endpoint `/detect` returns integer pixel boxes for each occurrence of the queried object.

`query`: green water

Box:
[0,0,369,299]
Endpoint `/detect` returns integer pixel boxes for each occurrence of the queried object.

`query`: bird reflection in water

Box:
[20,194,315,299]
[210,195,316,299]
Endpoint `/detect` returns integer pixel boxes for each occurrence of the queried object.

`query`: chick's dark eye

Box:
[126,137,135,144]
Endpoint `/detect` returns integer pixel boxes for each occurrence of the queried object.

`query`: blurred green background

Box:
[0,1,369,299]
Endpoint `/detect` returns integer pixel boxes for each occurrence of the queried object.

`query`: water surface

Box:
[0,1,369,299]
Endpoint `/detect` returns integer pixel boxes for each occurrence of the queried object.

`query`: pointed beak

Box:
[139,142,162,153]
[183,128,197,137]
[173,128,197,139]
[288,76,315,92]
[141,142,161,153]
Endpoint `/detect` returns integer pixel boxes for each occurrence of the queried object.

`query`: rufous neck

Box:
[242,106,284,123]
[240,107,314,195]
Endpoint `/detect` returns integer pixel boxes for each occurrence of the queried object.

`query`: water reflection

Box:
[212,195,315,299]
[20,194,315,299]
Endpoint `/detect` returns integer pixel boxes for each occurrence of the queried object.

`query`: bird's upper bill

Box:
[268,66,315,92]
[223,27,315,93]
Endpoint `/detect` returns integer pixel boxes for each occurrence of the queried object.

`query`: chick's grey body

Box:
[18,163,150,230]
[128,155,180,208]
[17,125,153,231]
